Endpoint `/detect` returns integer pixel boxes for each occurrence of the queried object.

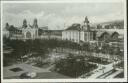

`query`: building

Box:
[4,18,63,40]
[22,19,39,39]
[4,18,39,40]
[40,30,62,39]
[96,30,123,52]
[3,23,11,38]
[62,16,96,43]
[96,30,123,42]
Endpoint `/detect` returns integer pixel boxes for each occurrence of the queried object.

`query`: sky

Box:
[2,1,124,30]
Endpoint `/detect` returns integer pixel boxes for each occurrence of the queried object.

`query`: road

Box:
[86,60,123,79]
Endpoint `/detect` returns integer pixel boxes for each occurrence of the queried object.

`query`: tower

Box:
[33,18,38,28]
[81,16,93,42]
[82,16,90,31]
[5,23,9,30]
[84,16,89,24]
[32,18,38,38]
[22,19,27,28]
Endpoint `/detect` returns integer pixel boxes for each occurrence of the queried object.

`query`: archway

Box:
[26,31,31,39]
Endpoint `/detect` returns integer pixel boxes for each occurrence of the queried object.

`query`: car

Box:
[19,72,37,79]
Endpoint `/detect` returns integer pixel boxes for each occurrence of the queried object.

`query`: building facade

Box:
[4,18,39,40]
[22,19,39,39]
[62,16,95,43]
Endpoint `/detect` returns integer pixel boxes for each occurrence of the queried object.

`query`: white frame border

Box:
[1,0,127,82]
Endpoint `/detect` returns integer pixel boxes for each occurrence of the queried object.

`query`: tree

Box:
[54,54,97,77]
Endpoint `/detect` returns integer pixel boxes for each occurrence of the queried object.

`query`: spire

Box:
[5,23,9,30]
[84,16,89,24]
[82,16,90,31]
[22,19,27,28]
[33,18,38,28]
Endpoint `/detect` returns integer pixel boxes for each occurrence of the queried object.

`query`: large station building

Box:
[62,17,123,44]
[4,18,39,40]
[62,16,95,43]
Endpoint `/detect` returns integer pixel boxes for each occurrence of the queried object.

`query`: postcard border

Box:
[1,0,127,82]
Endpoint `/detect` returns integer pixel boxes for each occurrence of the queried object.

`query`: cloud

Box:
[3,10,65,30]
[2,2,124,30]
[60,2,124,24]
[62,3,123,17]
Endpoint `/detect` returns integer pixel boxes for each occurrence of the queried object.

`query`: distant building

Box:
[96,24,102,29]
[4,19,63,40]
[39,26,48,30]
[6,25,22,39]
[22,18,39,39]
[96,31,110,42]
[4,18,40,40]
[40,30,62,39]
[101,23,123,29]
[62,16,96,43]
[3,23,10,38]
[96,31,120,42]
[95,30,123,51]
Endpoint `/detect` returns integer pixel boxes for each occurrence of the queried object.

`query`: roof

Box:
[39,26,48,30]
[66,23,81,31]
[96,31,108,37]
[95,29,124,35]
[96,31,120,37]
[8,26,21,31]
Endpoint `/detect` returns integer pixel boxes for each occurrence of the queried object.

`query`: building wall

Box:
[22,28,38,39]
[80,31,84,41]
[62,30,80,43]
[62,30,95,43]
[3,30,10,38]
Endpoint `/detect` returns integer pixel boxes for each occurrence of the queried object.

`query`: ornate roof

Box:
[84,16,89,23]
[96,31,106,37]
[66,23,81,31]
[96,31,119,37]
[8,25,21,31]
